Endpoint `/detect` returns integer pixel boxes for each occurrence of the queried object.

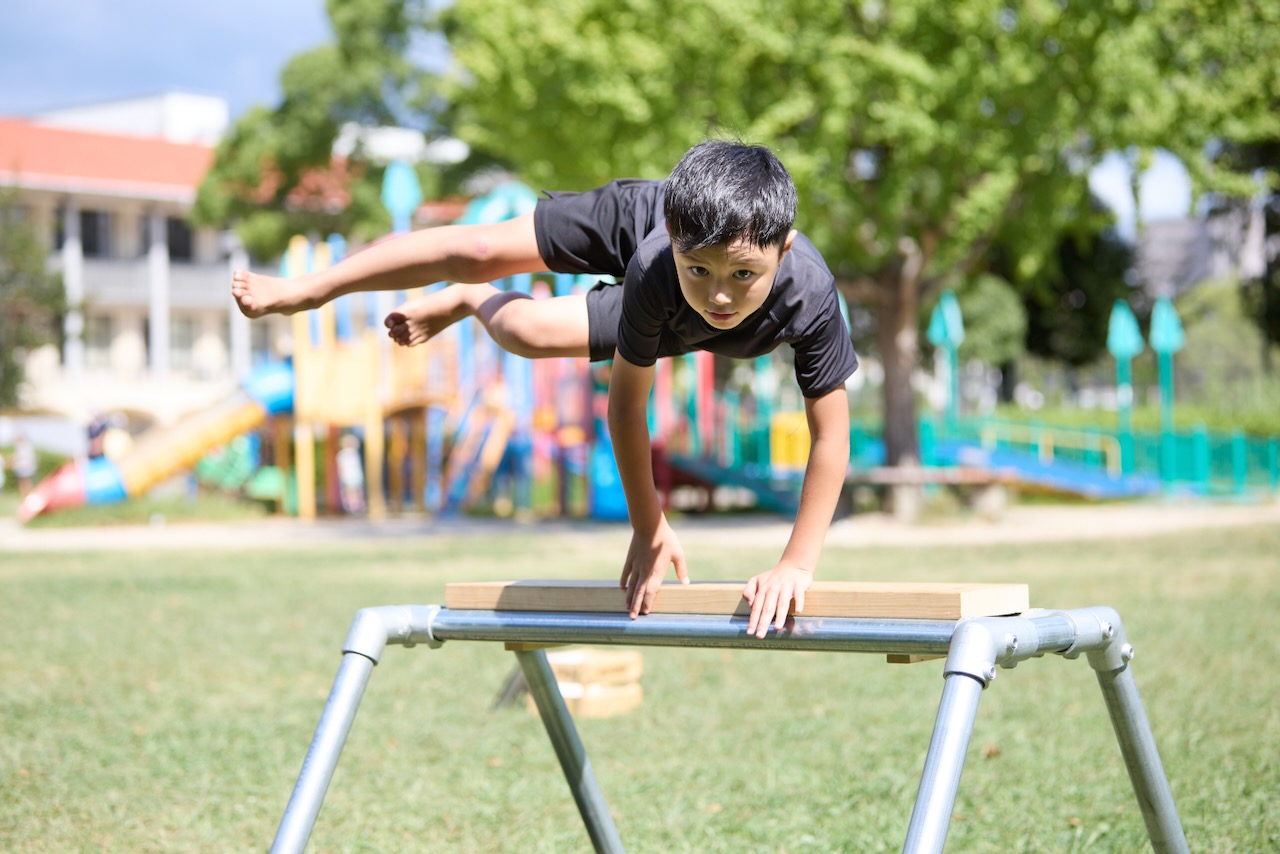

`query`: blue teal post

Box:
[1192,426,1210,491]
[1231,429,1247,496]
[1269,438,1279,493]
[1107,301,1145,475]
[1149,298,1185,485]
[380,160,423,311]
[918,417,936,467]
[927,291,965,432]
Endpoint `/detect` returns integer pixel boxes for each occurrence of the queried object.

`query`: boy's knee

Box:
[481,293,541,355]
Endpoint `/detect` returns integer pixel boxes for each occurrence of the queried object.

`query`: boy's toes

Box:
[384,312,405,329]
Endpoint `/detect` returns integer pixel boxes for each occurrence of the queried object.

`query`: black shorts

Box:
[584,281,624,362]
[533,179,666,362]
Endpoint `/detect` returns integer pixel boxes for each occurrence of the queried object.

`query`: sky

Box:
[0,1,1191,232]
[0,0,332,120]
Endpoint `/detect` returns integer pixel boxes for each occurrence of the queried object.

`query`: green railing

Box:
[944,416,1280,497]
[658,386,1280,499]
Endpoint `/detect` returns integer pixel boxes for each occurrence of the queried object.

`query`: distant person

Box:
[86,414,108,460]
[336,433,366,515]
[231,139,858,638]
[12,434,37,499]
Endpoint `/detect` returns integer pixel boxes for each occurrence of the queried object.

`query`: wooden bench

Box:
[845,465,1014,522]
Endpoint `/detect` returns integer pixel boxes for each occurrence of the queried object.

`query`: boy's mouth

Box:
[706,310,736,323]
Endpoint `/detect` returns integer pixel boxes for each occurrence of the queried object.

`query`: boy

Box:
[232,140,858,638]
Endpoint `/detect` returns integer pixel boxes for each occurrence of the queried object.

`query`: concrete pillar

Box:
[61,199,85,379]
[228,239,252,380]
[147,210,170,379]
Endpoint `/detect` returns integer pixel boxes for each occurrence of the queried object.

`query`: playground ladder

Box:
[269,604,1187,854]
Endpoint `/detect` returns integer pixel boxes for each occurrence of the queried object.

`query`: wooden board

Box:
[445,580,1028,620]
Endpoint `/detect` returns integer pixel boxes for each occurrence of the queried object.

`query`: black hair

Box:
[663,139,797,254]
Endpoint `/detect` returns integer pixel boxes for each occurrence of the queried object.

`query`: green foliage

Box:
[191,0,444,259]
[198,0,1274,463]
[439,0,1267,465]
[1239,199,1280,353]
[1189,0,1280,352]
[1019,225,1135,368]
[954,274,1026,367]
[1174,279,1279,406]
[442,0,1137,278]
[0,189,65,409]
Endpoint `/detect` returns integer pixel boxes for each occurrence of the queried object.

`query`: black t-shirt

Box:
[535,179,859,398]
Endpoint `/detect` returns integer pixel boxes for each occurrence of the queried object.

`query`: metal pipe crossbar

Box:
[270,605,1188,854]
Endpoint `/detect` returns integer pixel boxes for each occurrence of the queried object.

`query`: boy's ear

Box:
[781,229,797,256]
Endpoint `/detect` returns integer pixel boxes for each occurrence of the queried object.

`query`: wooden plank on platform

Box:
[444,580,1029,620]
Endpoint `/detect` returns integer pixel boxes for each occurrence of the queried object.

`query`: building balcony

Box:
[77,258,236,310]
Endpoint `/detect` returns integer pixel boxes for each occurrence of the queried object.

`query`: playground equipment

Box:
[269,580,1187,854]
[283,234,458,521]
[16,362,294,522]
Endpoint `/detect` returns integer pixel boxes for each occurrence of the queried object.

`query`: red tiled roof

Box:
[0,117,213,201]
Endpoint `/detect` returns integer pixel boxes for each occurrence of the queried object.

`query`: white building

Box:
[2,94,292,429]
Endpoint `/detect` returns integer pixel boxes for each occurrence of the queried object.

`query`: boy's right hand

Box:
[620,516,689,618]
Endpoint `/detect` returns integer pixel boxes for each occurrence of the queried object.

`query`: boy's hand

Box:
[620,517,689,618]
[742,564,813,639]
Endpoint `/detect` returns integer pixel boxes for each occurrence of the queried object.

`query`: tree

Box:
[439,0,1250,465]
[1017,226,1136,369]
[0,188,65,408]
[1164,0,1280,369]
[192,0,444,259]
[215,0,1268,464]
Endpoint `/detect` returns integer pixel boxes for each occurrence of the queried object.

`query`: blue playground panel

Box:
[928,441,1164,500]
[665,453,801,515]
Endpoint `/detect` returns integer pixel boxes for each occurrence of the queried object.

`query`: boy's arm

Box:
[607,354,689,618]
[743,385,850,638]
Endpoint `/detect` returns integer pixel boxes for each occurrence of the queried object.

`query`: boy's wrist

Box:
[628,503,665,534]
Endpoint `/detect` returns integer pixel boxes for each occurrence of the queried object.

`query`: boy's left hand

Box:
[742,564,813,639]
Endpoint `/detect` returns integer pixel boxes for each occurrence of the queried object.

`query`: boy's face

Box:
[670,230,796,330]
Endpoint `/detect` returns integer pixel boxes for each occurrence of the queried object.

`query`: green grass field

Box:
[2,520,1277,852]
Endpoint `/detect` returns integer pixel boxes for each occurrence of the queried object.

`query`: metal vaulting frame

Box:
[269,606,1189,854]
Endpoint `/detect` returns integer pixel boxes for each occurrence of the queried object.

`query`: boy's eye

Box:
[689,266,709,277]
[733,269,755,280]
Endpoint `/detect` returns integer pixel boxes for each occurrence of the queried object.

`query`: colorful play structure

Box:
[17,171,1280,523]
[17,170,631,524]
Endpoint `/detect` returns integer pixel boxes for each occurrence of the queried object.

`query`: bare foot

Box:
[384,286,480,347]
[231,270,316,319]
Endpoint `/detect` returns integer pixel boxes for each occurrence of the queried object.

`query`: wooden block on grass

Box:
[544,648,644,686]
[528,681,644,719]
[445,580,1029,620]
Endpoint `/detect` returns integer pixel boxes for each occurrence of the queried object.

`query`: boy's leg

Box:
[386,287,591,359]
[232,213,549,319]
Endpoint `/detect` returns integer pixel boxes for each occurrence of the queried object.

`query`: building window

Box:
[80,210,113,258]
[86,314,113,369]
[171,314,195,372]
[56,208,113,256]
[167,217,194,262]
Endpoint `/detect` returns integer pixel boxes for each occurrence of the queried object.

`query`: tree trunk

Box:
[877,269,921,468]
[999,360,1017,404]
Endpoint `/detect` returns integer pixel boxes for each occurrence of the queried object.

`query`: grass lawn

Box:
[1,520,1277,852]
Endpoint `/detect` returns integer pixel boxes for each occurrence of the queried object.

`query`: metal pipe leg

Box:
[902,672,986,854]
[271,651,378,854]
[515,649,625,854]
[1095,665,1189,853]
